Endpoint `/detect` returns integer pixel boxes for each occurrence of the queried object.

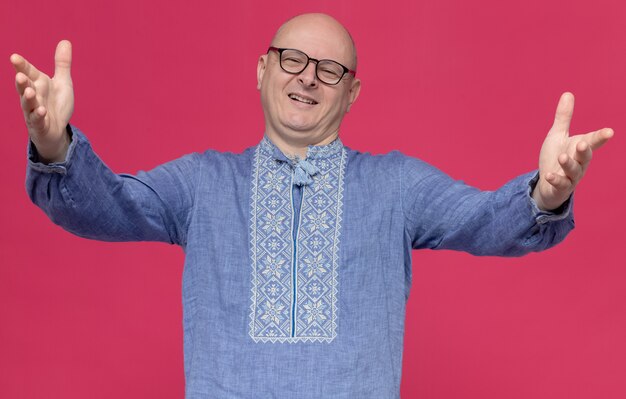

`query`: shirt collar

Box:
[258,135,344,162]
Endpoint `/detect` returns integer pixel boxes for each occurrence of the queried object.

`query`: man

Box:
[11,13,613,399]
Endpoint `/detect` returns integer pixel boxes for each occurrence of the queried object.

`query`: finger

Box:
[27,106,47,132]
[584,127,614,151]
[21,87,41,113]
[572,140,593,170]
[15,72,34,96]
[550,92,575,133]
[558,153,583,183]
[53,40,72,81]
[9,53,41,81]
[545,172,572,191]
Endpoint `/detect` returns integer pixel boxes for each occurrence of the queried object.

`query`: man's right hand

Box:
[10,40,74,163]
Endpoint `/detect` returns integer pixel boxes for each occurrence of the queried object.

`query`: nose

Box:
[297,61,318,88]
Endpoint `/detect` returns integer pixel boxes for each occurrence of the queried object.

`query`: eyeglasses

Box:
[267,47,356,85]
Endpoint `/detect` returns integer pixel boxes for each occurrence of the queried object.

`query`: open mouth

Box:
[288,93,318,105]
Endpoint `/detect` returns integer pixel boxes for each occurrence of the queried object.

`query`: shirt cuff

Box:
[526,171,573,224]
[27,124,77,174]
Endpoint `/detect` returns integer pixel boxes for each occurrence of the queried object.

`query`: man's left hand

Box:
[532,92,613,211]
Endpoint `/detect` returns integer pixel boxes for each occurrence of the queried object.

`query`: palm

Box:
[532,93,613,211]
[40,69,74,138]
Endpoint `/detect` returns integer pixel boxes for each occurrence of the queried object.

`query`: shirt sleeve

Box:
[25,125,199,246]
[401,155,574,256]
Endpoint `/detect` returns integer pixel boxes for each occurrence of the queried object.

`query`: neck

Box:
[265,131,339,159]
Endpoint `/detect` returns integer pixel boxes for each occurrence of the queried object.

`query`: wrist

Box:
[33,126,71,164]
[531,182,565,212]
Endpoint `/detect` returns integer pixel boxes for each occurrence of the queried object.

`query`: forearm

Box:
[26,125,179,244]
[433,171,574,256]
[403,156,575,257]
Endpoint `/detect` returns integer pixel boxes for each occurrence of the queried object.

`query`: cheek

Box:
[325,93,348,115]
[261,79,283,109]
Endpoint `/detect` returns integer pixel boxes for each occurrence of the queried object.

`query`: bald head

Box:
[271,13,357,71]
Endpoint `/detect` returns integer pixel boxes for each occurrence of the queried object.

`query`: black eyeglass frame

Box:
[267,47,356,85]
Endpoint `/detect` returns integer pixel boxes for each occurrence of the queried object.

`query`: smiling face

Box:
[257,14,361,156]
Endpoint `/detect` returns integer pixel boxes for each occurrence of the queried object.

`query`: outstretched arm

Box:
[404,92,613,256]
[13,42,198,246]
[11,40,74,163]
[531,92,613,211]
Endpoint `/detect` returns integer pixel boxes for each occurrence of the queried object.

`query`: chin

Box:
[279,127,320,144]
[283,119,317,133]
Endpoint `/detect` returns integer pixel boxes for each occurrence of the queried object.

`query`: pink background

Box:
[1,0,624,398]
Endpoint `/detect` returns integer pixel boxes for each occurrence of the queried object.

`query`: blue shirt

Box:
[27,125,574,398]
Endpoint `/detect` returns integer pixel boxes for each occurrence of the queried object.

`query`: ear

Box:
[346,78,361,112]
[257,54,267,90]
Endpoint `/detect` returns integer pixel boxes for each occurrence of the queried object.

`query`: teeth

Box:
[289,94,316,104]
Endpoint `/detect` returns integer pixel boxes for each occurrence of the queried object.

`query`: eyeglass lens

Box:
[280,49,345,84]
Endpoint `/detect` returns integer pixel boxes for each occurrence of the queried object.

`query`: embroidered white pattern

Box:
[249,139,347,343]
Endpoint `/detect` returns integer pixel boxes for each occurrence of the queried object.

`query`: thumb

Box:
[54,40,72,81]
[549,92,574,134]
